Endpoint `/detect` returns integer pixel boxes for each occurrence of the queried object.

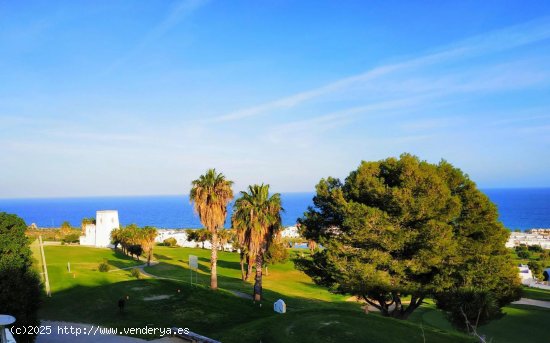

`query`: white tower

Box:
[79,210,120,247]
[95,210,119,247]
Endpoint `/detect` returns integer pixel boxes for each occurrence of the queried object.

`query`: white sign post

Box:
[189,255,198,285]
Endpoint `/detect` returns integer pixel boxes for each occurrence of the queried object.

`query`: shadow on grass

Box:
[153,253,173,261]
[105,249,142,269]
[39,276,471,343]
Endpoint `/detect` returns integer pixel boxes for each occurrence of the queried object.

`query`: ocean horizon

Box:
[0,188,548,231]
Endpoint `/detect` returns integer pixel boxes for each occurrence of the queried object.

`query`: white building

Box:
[79,210,120,248]
[281,226,300,238]
[505,231,550,249]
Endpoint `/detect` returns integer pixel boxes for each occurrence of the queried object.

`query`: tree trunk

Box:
[240,251,246,281]
[246,254,254,281]
[210,231,218,290]
[253,253,263,301]
[147,247,152,266]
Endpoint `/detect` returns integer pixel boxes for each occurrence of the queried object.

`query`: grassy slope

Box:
[522,286,550,301]
[38,245,473,342]
[478,305,550,343]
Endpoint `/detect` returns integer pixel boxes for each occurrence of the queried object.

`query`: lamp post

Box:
[0,315,15,343]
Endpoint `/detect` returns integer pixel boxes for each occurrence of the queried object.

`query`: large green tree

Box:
[297,154,520,322]
[232,184,283,301]
[0,212,42,343]
[190,169,234,290]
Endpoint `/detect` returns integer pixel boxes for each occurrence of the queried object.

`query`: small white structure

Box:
[79,210,120,248]
[274,299,286,314]
[281,226,300,238]
[189,255,198,270]
[518,264,534,285]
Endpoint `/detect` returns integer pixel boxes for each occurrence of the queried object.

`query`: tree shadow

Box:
[107,249,142,269]
[153,253,173,261]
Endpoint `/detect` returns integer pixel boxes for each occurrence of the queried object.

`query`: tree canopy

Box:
[297,154,520,323]
[0,212,42,343]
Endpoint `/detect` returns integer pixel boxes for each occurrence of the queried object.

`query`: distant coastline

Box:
[0,189,548,231]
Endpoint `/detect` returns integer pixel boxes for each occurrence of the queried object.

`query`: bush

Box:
[528,245,544,253]
[62,232,81,244]
[515,245,528,252]
[98,260,110,272]
[130,268,141,279]
[163,237,178,247]
[517,250,530,259]
[436,289,503,331]
[528,261,543,279]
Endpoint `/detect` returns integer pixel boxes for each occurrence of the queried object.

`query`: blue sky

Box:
[1,1,549,198]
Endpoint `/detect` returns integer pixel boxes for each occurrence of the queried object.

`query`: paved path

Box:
[37,321,183,343]
[512,298,550,309]
[230,290,253,300]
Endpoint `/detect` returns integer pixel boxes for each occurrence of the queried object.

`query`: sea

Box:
[0,188,548,231]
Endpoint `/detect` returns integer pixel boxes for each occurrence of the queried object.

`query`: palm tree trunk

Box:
[253,253,263,301]
[240,251,246,281]
[210,231,218,290]
[246,254,254,281]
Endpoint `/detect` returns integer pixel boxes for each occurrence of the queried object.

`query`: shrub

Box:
[163,237,178,247]
[515,245,528,252]
[62,232,81,244]
[436,289,503,331]
[528,261,543,279]
[517,250,530,259]
[528,245,544,253]
[130,268,141,279]
[98,260,110,272]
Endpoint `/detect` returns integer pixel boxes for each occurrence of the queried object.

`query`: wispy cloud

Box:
[104,0,210,74]
[207,17,550,123]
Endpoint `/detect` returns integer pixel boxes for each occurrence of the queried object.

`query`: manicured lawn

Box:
[522,286,550,301]
[144,247,350,309]
[478,304,550,343]
[37,244,476,342]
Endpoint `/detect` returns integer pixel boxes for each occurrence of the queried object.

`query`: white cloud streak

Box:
[207,17,550,123]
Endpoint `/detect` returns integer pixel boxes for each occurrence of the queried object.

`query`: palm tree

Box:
[232,184,283,301]
[139,226,158,266]
[190,169,234,290]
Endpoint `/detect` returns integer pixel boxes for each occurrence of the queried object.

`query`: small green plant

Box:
[98,259,110,272]
[163,237,177,247]
[130,268,141,279]
[62,232,81,244]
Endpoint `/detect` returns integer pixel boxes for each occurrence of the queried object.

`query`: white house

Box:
[281,226,300,238]
[79,210,120,248]
[506,231,550,249]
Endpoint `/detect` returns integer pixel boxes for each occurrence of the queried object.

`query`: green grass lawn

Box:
[45,244,550,342]
[522,286,550,301]
[478,304,550,343]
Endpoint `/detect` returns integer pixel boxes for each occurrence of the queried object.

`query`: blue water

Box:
[0,189,548,230]
[0,193,314,229]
